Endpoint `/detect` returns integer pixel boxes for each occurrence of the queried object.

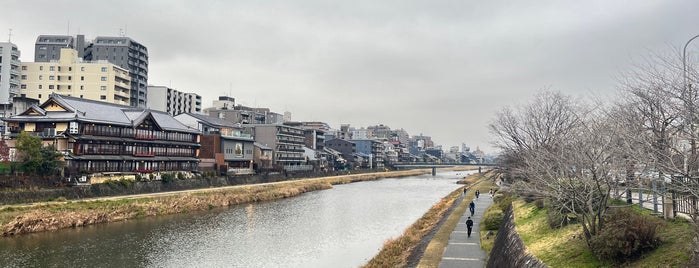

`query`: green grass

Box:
[513,200,694,267]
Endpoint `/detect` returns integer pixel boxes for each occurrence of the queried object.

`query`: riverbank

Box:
[0,168,473,237]
[362,171,494,268]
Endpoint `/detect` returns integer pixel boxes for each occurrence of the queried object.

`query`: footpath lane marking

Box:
[442,257,483,261]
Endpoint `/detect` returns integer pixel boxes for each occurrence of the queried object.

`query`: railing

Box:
[283,165,313,171]
[133,168,154,173]
[133,151,155,157]
[134,134,156,140]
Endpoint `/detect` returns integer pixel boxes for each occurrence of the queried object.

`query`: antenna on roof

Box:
[7,28,11,42]
[67,20,70,35]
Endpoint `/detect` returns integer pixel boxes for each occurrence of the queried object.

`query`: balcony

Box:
[133,168,154,173]
[10,59,20,67]
[11,50,20,57]
[133,151,155,157]
[10,69,20,76]
[135,134,156,140]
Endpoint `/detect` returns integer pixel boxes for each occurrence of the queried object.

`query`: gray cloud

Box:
[4,0,699,152]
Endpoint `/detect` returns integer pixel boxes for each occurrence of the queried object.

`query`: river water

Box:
[0,170,474,268]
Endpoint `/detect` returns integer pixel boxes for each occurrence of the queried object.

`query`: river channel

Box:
[0,170,474,268]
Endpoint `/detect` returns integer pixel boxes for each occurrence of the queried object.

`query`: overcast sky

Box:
[3,1,699,153]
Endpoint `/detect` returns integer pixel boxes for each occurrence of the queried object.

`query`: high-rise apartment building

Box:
[34,35,86,62]
[0,42,21,103]
[84,37,148,108]
[147,85,202,116]
[19,48,131,105]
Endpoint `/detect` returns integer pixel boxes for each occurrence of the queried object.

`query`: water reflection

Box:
[0,170,474,268]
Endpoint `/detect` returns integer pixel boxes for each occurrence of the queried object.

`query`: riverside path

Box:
[438,193,493,268]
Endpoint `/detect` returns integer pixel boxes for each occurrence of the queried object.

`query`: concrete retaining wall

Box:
[487,204,547,268]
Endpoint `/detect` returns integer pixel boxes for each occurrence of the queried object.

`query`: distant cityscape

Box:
[0,33,490,182]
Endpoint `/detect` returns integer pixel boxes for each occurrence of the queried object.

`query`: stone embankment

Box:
[487,204,547,268]
[0,169,431,236]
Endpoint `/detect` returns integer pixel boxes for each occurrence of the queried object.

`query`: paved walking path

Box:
[438,194,493,268]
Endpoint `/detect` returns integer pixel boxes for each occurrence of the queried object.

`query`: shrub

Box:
[589,208,664,262]
[135,174,143,182]
[161,173,175,184]
[149,174,155,181]
[483,210,504,230]
[534,199,545,209]
[546,208,569,229]
[104,179,118,189]
[117,178,132,188]
[177,172,185,180]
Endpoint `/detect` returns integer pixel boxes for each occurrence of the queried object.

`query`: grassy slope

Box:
[513,200,693,267]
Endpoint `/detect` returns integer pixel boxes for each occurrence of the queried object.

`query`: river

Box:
[0,170,474,268]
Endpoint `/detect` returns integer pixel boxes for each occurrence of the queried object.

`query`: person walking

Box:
[469,200,475,216]
[475,190,480,199]
[463,186,467,197]
[466,216,474,238]
[489,188,494,198]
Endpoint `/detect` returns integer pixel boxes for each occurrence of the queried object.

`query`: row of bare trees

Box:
[489,50,699,248]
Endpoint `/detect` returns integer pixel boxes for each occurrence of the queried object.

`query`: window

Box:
[100,95,106,100]
[39,66,43,71]
[39,75,43,80]
[49,85,54,89]
[101,67,107,72]
[20,85,26,89]
[21,66,26,70]
[68,76,72,81]
[80,85,84,90]
[80,76,84,81]
[81,67,85,71]
[100,86,107,91]
[38,94,42,98]
[101,76,107,81]
[68,85,71,90]
[49,66,55,71]
[49,76,55,80]
[39,85,42,89]
[58,67,61,71]
[21,75,26,80]
[80,95,83,98]
[69,67,72,71]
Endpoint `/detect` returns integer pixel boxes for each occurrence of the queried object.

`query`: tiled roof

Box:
[184,113,240,128]
[5,94,199,133]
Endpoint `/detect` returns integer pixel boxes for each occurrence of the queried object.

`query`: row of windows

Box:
[83,124,197,142]
[19,84,108,91]
[74,143,196,157]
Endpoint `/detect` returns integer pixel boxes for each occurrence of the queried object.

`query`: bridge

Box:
[392,163,496,176]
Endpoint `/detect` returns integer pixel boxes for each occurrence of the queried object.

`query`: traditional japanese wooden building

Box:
[3,94,200,181]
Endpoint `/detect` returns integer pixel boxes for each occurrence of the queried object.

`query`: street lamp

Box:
[683,34,699,176]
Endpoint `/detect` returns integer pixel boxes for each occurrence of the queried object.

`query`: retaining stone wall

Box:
[487,204,547,268]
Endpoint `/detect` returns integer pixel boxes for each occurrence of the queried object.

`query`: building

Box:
[84,36,148,108]
[242,124,307,169]
[325,138,356,167]
[212,96,235,109]
[0,42,21,104]
[148,85,202,116]
[367,124,391,140]
[351,139,385,169]
[34,35,86,62]
[3,94,200,182]
[19,48,131,105]
[174,113,254,174]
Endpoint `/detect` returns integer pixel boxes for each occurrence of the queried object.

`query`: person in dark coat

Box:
[469,200,475,216]
[466,216,474,238]
[475,190,480,199]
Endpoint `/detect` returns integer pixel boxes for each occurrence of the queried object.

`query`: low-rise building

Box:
[325,138,356,168]
[351,139,385,169]
[3,94,200,183]
[175,113,254,175]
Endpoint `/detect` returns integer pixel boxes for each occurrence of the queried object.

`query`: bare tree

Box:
[490,90,625,245]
